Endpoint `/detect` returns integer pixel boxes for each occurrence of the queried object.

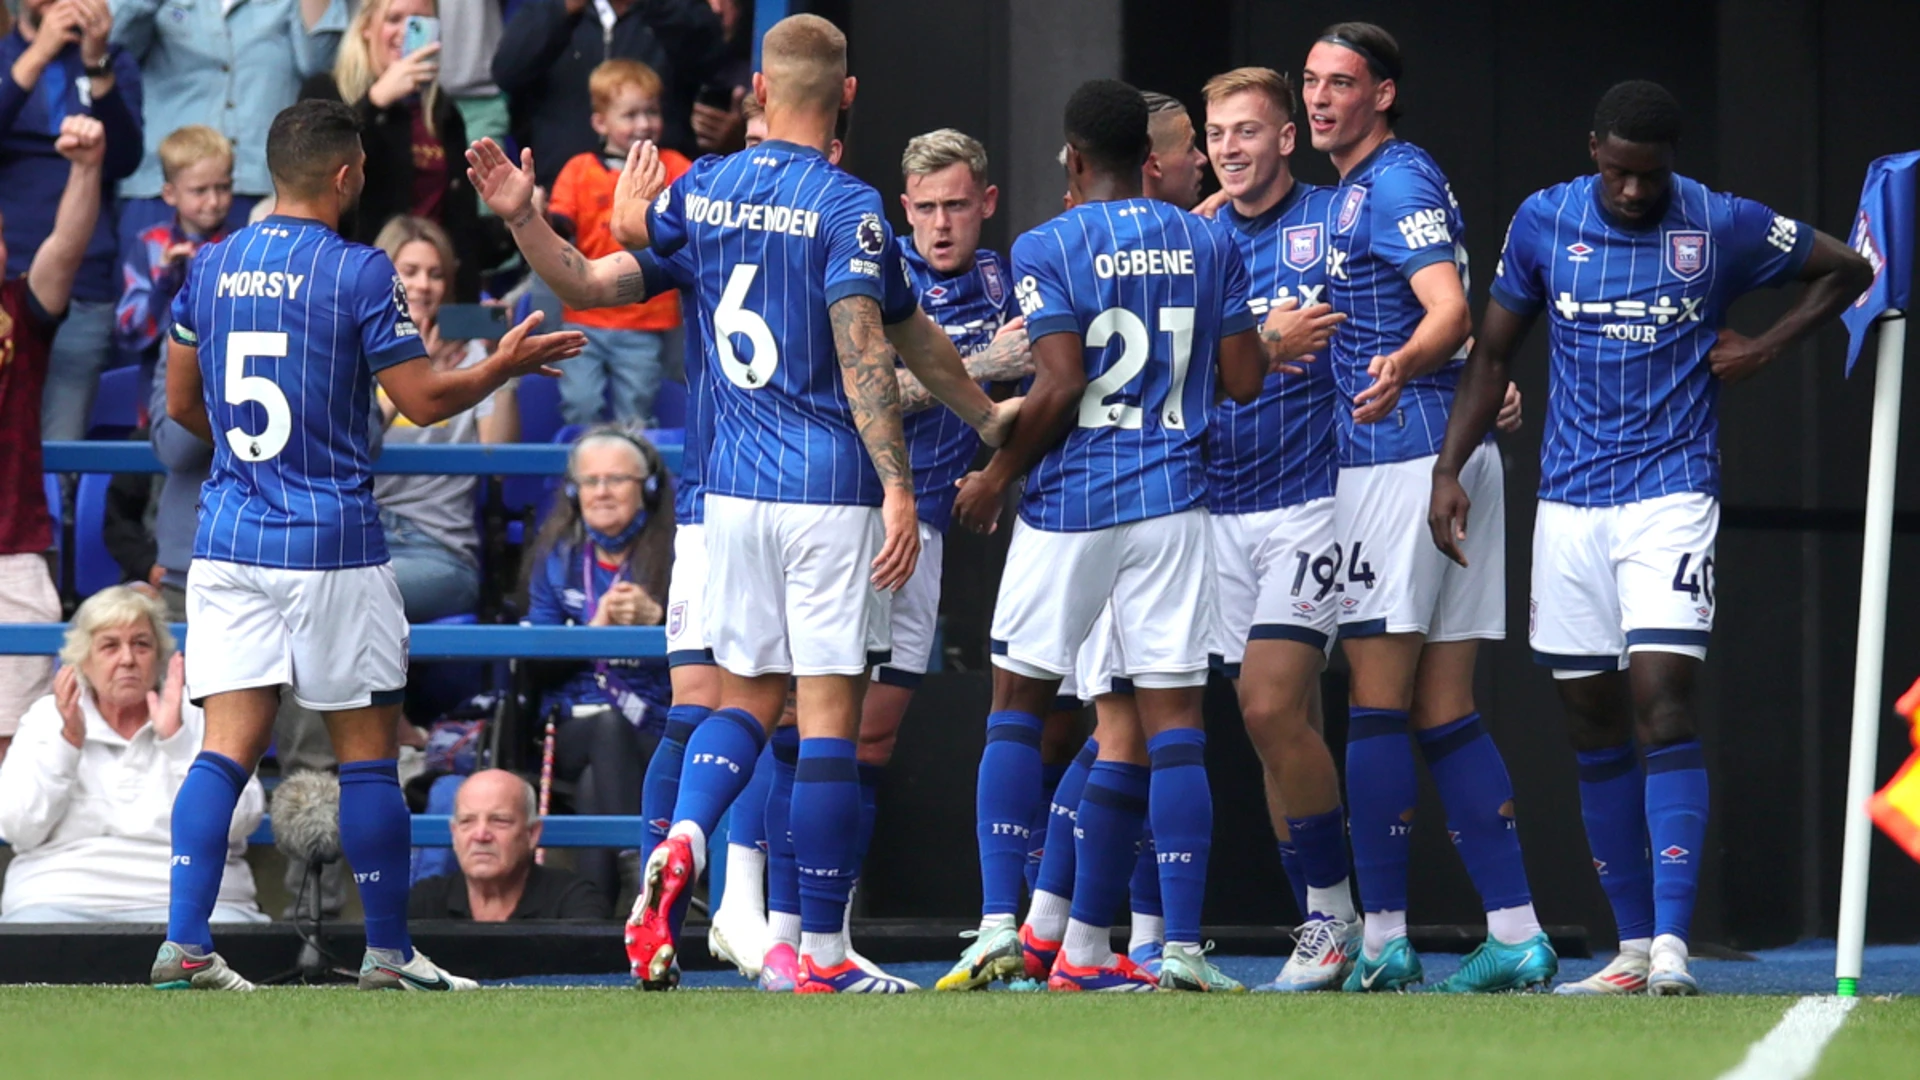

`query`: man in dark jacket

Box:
[409,770,610,921]
[491,0,724,185]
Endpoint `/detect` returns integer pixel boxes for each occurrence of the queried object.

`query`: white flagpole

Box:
[1836,310,1906,997]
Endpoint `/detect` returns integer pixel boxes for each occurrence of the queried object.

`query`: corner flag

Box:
[1842,151,1919,373]
[1869,677,1920,863]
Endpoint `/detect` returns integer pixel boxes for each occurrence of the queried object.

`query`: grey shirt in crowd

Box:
[438,0,504,99]
[373,342,495,565]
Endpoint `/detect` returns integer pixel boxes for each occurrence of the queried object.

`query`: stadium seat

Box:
[72,473,118,597]
[518,373,565,444]
[86,365,146,439]
[42,474,61,563]
[654,378,687,428]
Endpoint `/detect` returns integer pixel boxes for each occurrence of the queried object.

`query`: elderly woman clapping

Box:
[0,587,265,923]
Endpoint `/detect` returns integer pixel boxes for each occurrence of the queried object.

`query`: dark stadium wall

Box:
[817,0,1920,948]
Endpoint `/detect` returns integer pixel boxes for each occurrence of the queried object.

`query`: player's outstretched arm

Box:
[608,140,671,251]
[1354,260,1472,425]
[1428,300,1536,567]
[1706,230,1873,385]
[894,315,1032,417]
[28,116,106,319]
[951,331,1086,534]
[886,308,1024,445]
[830,294,921,591]
[379,311,587,427]
[164,339,214,444]
[465,138,650,311]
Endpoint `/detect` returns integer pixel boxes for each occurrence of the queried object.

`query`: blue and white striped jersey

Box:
[169,216,425,569]
[1208,182,1340,513]
[1324,139,1468,467]
[638,193,921,521]
[642,140,901,507]
[898,238,1017,532]
[1012,198,1254,532]
[1490,173,1813,507]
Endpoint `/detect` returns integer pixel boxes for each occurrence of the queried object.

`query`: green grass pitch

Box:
[1,987,1916,1079]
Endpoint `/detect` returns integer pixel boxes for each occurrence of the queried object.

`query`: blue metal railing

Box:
[41,438,684,476]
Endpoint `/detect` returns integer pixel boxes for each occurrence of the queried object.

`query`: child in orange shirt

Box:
[548,59,691,427]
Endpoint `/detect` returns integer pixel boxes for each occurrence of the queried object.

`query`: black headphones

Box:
[564,425,665,511]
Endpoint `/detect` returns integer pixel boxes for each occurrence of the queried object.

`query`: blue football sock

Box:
[976,710,1043,917]
[1276,841,1310,921]
[729,741,774,853]
[670,707,766,839]
[168,751,248,952]
[1346,707,1416,914]
[1027,762,1070,894]
[1147,728,1210,944]
[855,762,883,875]
[1645,740,1709,943]
[1068,761,1150,933]
[1576,743,1655,942]
[1034,738,1097,899]
[1130,826,1163,917]
[640,705,706,859]
[1418,713,1533,912]
[792,737,860,935]
[1286,805,1352,915]
[339,759,414,959]
[765,727,800,919]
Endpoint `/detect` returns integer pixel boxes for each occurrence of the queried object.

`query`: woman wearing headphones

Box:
[520,425,675,904]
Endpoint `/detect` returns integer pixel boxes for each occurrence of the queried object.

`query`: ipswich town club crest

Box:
[1665,230,1710,281]
[667,601,685,639]
[1283,223,1323,272]
[980,257,1007,307]
[1336,185,1368,233]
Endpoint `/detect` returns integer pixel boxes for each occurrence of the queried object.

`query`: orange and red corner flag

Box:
[1869,676,1920,862]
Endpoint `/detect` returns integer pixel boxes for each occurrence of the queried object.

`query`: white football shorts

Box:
[873,523,943,685]
[1530,492,1718,676]
[665,522,714,667]
[703,494,891,678]
[1335,441,1505,642]
[991,509,1214,689]
[1210,496,1340,676]
[184,559,408,711]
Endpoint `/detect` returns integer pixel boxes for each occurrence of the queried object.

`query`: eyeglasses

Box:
[576,474,645,491]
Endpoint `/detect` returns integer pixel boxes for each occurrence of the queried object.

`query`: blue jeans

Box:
[558,325,667,427]
[381,511,480,622]
[39,300,116,443]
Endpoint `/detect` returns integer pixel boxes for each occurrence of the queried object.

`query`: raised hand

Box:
[148,653,185,741]
[610,140,669,250]
[465,139,538,225]
[490,311,586,378]
[54,665,86,748]
[54,115,105,169]
[368,42,441,110]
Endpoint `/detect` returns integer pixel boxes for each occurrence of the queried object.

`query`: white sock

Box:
[1062,919,1115,969]
[1026,891,1071,943]
[1126,913,1164,956]
[843,882,857,936]
[1164,939,1201,958]
[718,844,766,918]
[1486,903,1543,946]
[801,930,847,968]
[1307,880,1357,923]
[1650,933,1688,967]
[977,912,1016,936]
[769,911,801,950]
[665,821,708,878]
[1363,910,1407,960]
[1618,936,1653,958]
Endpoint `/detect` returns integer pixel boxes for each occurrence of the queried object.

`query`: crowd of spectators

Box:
[0,0,739,926]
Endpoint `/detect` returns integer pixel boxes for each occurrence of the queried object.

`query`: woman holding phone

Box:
[300,0,510,300]
[371,216,521,622]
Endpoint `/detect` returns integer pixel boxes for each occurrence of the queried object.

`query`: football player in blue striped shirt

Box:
[1304,22,1554,994]
[471,16,1015,993]
[1197,64,1361,993]
[953,78,1263,993]
[155,100,583,993]
[1430,81,1870,996]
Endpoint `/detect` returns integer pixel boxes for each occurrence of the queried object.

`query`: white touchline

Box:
[1716,995,1859,1080]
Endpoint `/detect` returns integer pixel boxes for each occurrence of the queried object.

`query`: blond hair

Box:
[1201,66,1296,121]
[901,128,989,187]
[375,214,457,278]
[60,587,176,691]
[335,0,442,136]
[741,92,764,123]
[589,58,664,113]
[760,14,846,114]
[158,125,233,183]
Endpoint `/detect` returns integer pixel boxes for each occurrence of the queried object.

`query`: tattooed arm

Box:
[831,294,921,590]
[894,315,1033,414]
[466,138,651,311]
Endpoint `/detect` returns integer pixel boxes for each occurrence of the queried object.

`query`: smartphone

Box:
[437,303,509,342]
[402,15,441,58]
[696,82,736,110]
